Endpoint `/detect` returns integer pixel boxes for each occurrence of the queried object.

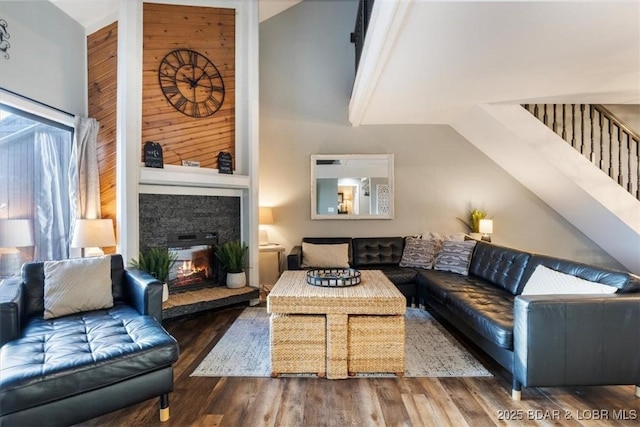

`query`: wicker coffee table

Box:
[267,270,406,379]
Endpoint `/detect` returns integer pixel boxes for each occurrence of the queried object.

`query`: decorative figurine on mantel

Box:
[144,141,163,168]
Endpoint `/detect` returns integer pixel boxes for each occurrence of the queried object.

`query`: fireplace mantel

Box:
[139,164,250,189]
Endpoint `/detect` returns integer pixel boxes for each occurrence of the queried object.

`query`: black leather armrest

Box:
[513,293,640,388]
[0,277,23,346]
[287,246,302,270]
[123,268,163,322]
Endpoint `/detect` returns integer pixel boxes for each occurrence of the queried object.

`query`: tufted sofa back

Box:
[522,254,640,293]
[21,255,127,319]
[468,241,531,295]
[352,237,404,267]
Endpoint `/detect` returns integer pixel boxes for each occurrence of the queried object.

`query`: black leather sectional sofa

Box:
[288,236,640,400]
[0,255,180,425]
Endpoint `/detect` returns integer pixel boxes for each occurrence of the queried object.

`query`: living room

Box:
[1,0,639,425]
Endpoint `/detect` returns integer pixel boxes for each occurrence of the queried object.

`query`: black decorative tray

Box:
[306,268,361,287]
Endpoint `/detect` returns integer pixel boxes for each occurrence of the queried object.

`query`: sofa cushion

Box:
[399,238,438,269]
[301,242,350,268]
[445,283,515,349]
[352,237,404,267]
[43,256,113,319]
[373,266,418,285]
[416,269,477,305]
[0,305,179,415]
[433,240,477,275]
[522,265,618,295]
[468,241,531,295]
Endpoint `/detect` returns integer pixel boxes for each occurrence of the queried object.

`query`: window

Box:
[0,99,74,274]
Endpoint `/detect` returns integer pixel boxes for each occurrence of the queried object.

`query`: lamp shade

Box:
[0,219,34,247]
[71,219,116,248]
[479,219,493,234]
[259,207,274,225]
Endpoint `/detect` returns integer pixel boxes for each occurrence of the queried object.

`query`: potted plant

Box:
[457,208,488,239]
[130,248,178,301]
[468,208,488,234]
[215,240,248,288]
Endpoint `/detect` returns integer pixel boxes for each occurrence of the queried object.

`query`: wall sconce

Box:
[479,219,493,242]
[0,219,34,276]
[71,219,116,257]
[258,207,274,246]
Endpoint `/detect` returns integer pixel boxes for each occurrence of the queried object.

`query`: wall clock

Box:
[158,49,225,118]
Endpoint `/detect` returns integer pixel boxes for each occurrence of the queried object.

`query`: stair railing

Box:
[523,104,640,201]
[351,0,375,72]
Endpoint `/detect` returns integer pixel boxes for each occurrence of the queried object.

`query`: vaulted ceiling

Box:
[49,0,302,29]
[350,0,640,125]
[50,1,639,126]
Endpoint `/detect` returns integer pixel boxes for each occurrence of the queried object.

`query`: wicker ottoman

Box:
[348,314,405,376]
[268,270,406,379]
[270,313,326,377]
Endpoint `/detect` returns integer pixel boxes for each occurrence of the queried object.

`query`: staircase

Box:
[523,104,639,201]
[452,104,640,275]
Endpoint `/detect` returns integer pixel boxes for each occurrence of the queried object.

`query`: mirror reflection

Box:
[311,154,394,220]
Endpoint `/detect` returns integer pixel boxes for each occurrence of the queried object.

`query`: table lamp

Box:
[259,207,274,246]
[71,219,116,257]
[479,219,493,242]
[0,219,34,275]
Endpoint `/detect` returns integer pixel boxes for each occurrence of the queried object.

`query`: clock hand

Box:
[177,76,198,88]
[180,73,196,87]
[192,72,207,85]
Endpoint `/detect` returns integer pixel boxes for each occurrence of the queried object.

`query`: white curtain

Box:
[68,116,101,246]
[33,130,72,260]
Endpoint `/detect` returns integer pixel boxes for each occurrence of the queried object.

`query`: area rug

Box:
[191,307,492,378]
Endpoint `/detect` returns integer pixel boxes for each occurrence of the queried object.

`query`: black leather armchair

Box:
[0,255,180,426]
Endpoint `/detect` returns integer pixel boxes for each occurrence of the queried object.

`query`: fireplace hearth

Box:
[167,231,222,294]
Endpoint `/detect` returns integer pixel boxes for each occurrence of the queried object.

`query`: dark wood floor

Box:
[80,304,640,427]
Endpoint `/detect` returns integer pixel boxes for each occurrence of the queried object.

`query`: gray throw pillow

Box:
[399,238,438,269]
[43,255,113,319]
[433,240,477,276]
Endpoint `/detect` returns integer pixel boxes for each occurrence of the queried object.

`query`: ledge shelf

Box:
[139,164,250,189]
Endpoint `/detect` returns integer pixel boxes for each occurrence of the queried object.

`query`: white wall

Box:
[0,1,86,115]
[603,104,640,134]
[259,0,622,270]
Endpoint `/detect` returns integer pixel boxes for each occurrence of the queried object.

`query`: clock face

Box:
[158,49,225,118]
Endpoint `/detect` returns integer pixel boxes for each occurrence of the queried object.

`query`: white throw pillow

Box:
[423,231,466,243]
[44,255,113,319]
[521,264,618,296]
[301,242,350,268]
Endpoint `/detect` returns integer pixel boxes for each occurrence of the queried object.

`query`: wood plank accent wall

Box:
[142,3,236,169]
[87,22,118,253]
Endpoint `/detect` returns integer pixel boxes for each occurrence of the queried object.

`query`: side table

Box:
[259,244,285,298]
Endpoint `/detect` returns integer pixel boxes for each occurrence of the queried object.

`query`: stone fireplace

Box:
[139,194,240,294]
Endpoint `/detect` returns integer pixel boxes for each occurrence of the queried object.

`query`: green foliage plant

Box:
[130,247,178,283]
[215,240,248,274]
[469,209,488,233]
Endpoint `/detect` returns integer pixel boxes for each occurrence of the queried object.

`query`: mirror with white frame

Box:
[311,154,394,220]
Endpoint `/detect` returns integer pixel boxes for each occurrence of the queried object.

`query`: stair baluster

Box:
[523,103,639,201]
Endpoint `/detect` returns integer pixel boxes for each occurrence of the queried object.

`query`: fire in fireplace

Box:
[166,231,221,293]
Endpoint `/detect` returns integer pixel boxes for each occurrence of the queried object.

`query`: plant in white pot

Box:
[130,248,178,302]
[215,240,248,289]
